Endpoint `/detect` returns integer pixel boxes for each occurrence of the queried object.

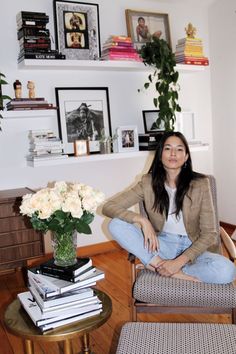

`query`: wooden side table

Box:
[4,289,112,354]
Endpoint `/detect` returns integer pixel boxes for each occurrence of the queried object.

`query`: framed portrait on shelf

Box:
[125,9,171,49]
[55,87,112,154]
[114,125,139,153]
[142,110,165,133]
[53,0,101,60]
[74,139,89,156]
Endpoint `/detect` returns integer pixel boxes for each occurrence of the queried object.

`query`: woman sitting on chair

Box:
[102,131,236,284]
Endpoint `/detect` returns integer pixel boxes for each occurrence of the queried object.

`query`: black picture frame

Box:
[55,87,112,154]
[53,0,101,60]
[142,110,165,133]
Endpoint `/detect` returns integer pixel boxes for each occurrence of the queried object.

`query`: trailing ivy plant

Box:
[0,72,11,110]
[139,36,181,131]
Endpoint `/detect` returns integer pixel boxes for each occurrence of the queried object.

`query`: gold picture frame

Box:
[74,140,89,156]
[125,9,171,49]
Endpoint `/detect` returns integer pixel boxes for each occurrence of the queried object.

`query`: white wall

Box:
[0,0,215,248]
[209,0,236,224]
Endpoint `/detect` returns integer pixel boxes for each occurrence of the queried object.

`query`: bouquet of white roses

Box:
[20,181,105,235]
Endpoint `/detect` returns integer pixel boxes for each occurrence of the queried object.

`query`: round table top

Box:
[4,289,112,342]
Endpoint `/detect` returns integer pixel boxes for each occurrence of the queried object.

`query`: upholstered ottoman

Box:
[116,322,236,354]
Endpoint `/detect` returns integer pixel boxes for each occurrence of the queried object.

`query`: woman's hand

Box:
[133,216,158,252]
[155,254,189,276]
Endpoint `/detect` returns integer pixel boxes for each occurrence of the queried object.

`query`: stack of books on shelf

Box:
[6,98,56,111]
[175,37,209,66]
[101,35,141,61]
[17,257,105,332]
[16,11,65,63]
[26,129,68,163]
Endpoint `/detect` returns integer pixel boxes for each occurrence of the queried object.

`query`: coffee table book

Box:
[39,257,93,278]
[28,267,105,297]
[40,266,96,283]
[17,291,102,332]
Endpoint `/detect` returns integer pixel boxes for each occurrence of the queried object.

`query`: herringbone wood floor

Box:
[1,224,235,354]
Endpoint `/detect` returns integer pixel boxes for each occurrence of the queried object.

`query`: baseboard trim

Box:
[27,240,122,267]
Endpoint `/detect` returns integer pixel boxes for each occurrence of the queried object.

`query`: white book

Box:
[28,267,104,297]
[40,309,102,332]
[17,291,102,327]
[29,283,95,310]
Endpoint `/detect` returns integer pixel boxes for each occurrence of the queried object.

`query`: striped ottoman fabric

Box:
[116,322,236,354]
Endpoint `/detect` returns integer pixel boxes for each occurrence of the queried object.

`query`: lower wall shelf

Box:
[27,144,209,167]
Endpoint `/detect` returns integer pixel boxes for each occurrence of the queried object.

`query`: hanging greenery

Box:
[0,72,11,110]
[139,36,181,131]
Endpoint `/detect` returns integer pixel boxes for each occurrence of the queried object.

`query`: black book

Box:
[17,28,50,40]
[40,257,92,278]
[40,266,96,283]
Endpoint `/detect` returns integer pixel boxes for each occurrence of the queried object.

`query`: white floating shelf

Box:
[1,110,57,119]
[27,144,209,167]
[18,59,206,73]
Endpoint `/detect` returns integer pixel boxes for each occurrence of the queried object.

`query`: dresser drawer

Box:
[0,201,21,217]
[0,241,43,264]
[0,229,42,248]
[0,215,32,233]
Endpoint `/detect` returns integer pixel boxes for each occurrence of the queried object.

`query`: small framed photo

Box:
[115,125,139,153]
[175,111,196,142]
[142,110,165,133]
[74,139,89,156]
[55,87,112,154]
[53,0,101,60]
[126,9,171,49]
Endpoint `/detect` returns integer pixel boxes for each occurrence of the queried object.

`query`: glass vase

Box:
[51,230,77,267]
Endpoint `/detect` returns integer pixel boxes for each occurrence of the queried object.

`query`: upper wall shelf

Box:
[18,59,206,73]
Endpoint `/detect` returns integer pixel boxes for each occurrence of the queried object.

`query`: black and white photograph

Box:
[142,110,165,133]
[126,9,171,49]
[55,87,111,154]
[115,125,139,153]
[54,0,101,59]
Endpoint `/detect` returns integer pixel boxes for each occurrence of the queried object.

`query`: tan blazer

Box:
[102,174,220,262]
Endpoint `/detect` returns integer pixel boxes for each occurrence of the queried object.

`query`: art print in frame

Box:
[115,125,139,153]
[126,9,171,50]
[143,110,165,133]
[55,87,112,154]
[53,0,101,60]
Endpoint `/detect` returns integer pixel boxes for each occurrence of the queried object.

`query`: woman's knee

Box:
[215,259,236,284]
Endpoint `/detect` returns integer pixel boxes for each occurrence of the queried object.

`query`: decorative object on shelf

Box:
[74,139,89,156]
[27,80,36,98]
[126,9,171,50]
[13,80,22,98]
[20,181,105,266]
[0,72,11,110]
[101,35,141,62]
[98,128,117,154]
[139,36,181,131]
[175,23,209,66]
[6,97,55,111]
[142,110,164,133]
[175,111,196,143]
[113,125,139,153]
[55,87,111,154]
[53,0,101,60]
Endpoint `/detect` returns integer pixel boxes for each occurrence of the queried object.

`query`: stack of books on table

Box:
[17,257,105,332]
[175,37,209,66]
[16,11,65,63]
[26,129,68,163]
[6,98,56,111]
[101,35,141,61]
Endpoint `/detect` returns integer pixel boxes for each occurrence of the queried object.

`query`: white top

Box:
[162,185,188,236]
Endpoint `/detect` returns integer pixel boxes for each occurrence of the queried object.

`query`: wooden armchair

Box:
[129,175,236,323]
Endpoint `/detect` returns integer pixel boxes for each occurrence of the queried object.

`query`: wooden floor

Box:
[0,225,235,354]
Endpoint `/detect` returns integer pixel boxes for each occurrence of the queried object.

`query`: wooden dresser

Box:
[0,188,44,271]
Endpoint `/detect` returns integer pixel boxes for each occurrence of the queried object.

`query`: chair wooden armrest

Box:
[220,226,236,262]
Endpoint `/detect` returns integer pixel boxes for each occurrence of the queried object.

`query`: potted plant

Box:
[0,72,11,110]
[99,129,117,154]
[139,36,181,131]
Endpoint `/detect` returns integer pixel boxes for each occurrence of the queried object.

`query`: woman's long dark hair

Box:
[149,131,204,218]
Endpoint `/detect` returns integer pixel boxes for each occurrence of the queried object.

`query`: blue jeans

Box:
[108,218,236,284]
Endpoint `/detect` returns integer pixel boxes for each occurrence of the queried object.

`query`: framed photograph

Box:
[142,110,165,133]
[126,9,171,49]
[115,125,139,153]
[175,111,196,142]
[55,87,112,154]
[53,0,101,60]
[74,139,89,156]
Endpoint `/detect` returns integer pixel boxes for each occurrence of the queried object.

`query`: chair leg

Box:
[232,308,236,324]
[131,298,137,321]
